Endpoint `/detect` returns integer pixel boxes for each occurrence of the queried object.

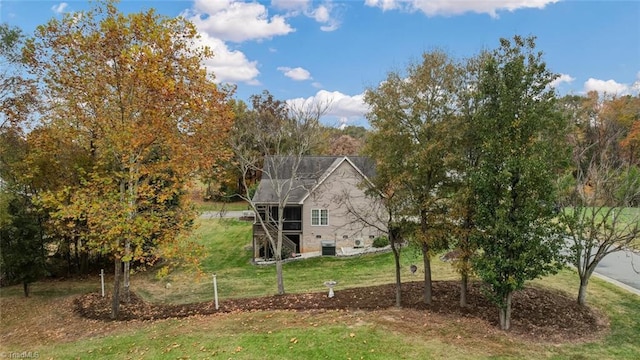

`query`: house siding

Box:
[301,160,386,253]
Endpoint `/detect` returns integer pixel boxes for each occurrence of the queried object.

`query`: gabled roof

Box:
[252,156,375,205]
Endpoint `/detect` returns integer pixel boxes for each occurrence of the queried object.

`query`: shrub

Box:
[372,236,389,248]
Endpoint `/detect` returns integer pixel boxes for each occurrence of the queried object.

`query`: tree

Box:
[0,130,47,296]
[0,24,45,293]
[231,91,326,295]
[0,190,46,296]
[328,134,363,155]
[447,53,487,307]
[470,36,567,331]
[621,119,640,167]
[337,180,403,307]
[0,23,37,130]
[558,93,640,306]
[364,50,461,304]
[24,0,233,319]
[320,124,368,156]
[604,95,640,166]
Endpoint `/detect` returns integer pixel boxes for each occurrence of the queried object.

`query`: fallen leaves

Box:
[69,280,607,343]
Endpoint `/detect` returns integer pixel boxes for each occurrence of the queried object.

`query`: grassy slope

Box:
[192,200,249,213]
[1,218,639,359]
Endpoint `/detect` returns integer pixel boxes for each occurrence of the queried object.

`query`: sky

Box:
[1,0,639,127]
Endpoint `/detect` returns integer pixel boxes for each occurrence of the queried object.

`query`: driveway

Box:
[593,250,640,295]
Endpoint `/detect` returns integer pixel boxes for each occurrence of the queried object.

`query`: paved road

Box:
[594,250,640,295]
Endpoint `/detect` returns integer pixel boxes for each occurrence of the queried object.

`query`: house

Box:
[251,156,387,260]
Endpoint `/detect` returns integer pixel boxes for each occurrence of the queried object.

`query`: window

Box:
[311,209,328,226]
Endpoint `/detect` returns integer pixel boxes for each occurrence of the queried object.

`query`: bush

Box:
[372,236,389,248]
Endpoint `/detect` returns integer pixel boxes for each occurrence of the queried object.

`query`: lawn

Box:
[1,218,639,359]
[192,199,250,213]
[563,206,640,248]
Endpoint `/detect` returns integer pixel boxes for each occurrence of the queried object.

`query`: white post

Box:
[100,269,105,297]
[213,274,219,310]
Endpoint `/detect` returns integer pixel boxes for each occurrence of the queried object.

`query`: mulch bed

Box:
[74,280,607,342]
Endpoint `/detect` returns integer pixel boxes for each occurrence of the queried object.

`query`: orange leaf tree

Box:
[24,0,233,319]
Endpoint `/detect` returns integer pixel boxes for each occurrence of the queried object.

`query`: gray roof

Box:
[252,156,375,204]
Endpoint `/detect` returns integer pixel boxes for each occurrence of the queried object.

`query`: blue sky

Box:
[2,0,639,127]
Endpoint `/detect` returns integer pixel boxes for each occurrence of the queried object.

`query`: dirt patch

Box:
[74,280,607,343]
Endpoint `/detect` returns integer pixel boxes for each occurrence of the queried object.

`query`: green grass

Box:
[562,206,640,248]
[2,218,639,359]
[192,200,249,213]
[28,311,500,360]
[138,218,457,304]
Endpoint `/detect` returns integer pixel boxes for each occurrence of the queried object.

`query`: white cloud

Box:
[365,0,558,18]
[273,0,341,31]
[51,2,68,14]
[271,0,311,12]
[632,72,640,93]
[549,73,575,88]
[312,4,330,22]
[314,4,341,32]
[364,0,401,11]
[277,67,312,81]
[583,78,632,96]
[287,90,369,126]
[197,33,260,85]
[184,0,294,42]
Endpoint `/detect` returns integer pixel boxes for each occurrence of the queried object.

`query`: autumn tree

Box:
[327,134,363,155]
[470,36,567,330]
[24,0,233,318]
[320,125,368,156]
[447,53,488,307]
[621,119,640,167]
[231,91,326,295]
[0,23,37,130]
[0,130,47,297]
[604,95,640,166]
[364,50,461,304]
[0,24,46,295]
[558,92,640,306]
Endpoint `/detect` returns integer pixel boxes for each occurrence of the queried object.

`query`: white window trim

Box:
[311,208,328,226]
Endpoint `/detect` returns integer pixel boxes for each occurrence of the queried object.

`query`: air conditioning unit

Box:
[354,239,363,248]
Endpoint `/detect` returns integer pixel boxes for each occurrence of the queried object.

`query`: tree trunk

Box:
[23,281,30,297]
[123,173,136,304]
[422,243,432,304]
[391,240,402,308]
[65,236,72,276]
[578,276,589,306]
[276,259,285,295]
[80,246,89,275]
[498,292,513,331]
[276,214,285,295]
[460,272,468,307]
[123,240,131,303]
[111,258,122,320]
[74,236,80,274]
